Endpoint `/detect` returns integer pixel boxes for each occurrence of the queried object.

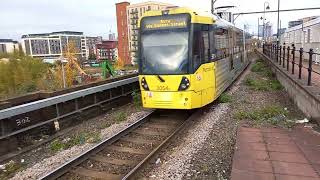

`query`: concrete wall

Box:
[257,50,320,124]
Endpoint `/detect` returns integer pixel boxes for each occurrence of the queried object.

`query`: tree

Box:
[0,52,50,99]
[53,41,88,88]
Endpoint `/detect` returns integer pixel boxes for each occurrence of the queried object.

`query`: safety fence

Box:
[263,44,320,86]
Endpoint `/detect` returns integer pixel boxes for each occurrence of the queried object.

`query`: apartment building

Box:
[0,39,19,54]
[21,31,88,62]
[116,1,173,65]
[281,16,320,50]
[95,40,118,61]
[127,1,173,64]
[281,16,320,61]
[86,36,103,58]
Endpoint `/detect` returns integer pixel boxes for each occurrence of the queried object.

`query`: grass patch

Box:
[50,139,65,152]
[218,93,233,103]
[131,91,142,108]
[0,160,24,179]
[251,60,273,78]
[101,123,111,129]
[50,132,101,153]
[234,105,290,127]
[245,77,283,91]
[114,111,127,123]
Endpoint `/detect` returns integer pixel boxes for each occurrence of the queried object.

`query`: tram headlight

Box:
[178,76,190,91]
[141,77,149,91]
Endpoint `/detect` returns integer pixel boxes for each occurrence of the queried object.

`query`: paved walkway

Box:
[231,126,320,180]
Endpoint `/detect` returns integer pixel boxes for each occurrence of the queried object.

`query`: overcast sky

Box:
[0,0,319,40]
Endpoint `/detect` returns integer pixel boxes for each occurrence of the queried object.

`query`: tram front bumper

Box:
[141,91,201,109]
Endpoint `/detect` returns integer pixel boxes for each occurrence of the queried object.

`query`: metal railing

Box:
[263,44,320,86]
[0,76,139,140]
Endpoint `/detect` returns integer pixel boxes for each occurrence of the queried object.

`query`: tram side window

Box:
[192,28,204,70]
[213,28,229,60]
[234,32,243,53]
[202,26,209,63]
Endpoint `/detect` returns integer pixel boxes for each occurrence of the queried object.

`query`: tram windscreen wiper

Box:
[143,56,165,82]
[157,75,165,82]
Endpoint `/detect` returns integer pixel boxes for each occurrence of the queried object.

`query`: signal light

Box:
[178,76,190,91]
[141,77,149,91]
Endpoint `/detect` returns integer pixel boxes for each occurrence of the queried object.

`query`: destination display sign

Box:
[142,14,190,31]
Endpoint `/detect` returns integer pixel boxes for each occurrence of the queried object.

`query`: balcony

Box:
[130,15,139,20]
[131,20,138,26]
[131,47,138,52]
[130,10,138,15]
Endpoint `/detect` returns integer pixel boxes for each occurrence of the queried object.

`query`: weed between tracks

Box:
[132,91,142,109]
[114,111,127,123]
[50,132,101,153]
[0,160,25,179]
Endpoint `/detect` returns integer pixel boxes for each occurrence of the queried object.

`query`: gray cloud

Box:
[0,0,319,40]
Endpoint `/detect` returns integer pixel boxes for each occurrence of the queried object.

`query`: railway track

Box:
[41,109,199,180]
[0,75,139,161]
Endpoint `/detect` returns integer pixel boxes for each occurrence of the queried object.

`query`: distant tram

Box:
[138,7,253,109]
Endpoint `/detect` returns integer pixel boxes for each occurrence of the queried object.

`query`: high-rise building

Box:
[86,36,103,59]
[127,1,173,64]
[21,31,88,62]
[108,32,116,41]
[116,2,131,65]
[258,23,273,40]
[0,39,19,54]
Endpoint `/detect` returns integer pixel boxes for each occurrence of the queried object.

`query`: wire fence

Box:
[263,44,320,86]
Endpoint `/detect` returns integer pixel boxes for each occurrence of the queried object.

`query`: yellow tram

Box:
[138,7,253,109]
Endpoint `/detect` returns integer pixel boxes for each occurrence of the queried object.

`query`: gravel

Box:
[147,103,230,180]
[10,144,94,180]
[9,110,149,180]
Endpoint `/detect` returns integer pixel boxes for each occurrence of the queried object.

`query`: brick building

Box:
[95,40,118,61]
[116,2,131,65]
[127,1,173,64]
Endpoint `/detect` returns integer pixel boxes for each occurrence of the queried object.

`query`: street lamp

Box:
[263,1,270,43]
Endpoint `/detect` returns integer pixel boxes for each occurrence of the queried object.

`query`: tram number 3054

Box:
[157,85,169,91]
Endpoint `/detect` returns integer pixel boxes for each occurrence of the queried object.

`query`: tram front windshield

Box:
[140,29,189,75]
[140,14,190,75]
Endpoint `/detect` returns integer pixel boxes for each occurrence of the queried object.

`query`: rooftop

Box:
[128,1,173,7]
[0,39,18,43]
[22,31,84,38]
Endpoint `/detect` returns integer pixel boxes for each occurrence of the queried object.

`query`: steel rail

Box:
[0,77,138,120]
[40,109,199,180]
[40,111,154,180]
[123,109,201,179]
